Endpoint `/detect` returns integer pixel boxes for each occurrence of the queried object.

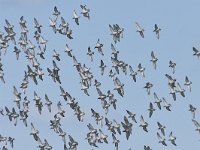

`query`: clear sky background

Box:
[0,0,200,149]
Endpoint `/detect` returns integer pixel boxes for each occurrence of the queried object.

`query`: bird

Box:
[99,60,106,75]
[33,91,43,115]
[192,119,200,133]
[157,132,167,146]
[0,70,5,83]
[129,65,137,82]
[135,22,144,38]
[111,43,119,58]
[165,74,176,88]
[144,145,152,150]
[192,47,200,59]
[176,82,185,97]
[113,119,121,134]
[162,97,172,111]
[5,106,13,122]
[52,49,60,61]
[94,79,101,88]
[39,35,48,50]
[153,92,162,110]
[13,86,21,109]
[111,57,120,74]
[30,123,39,141]
[153,24,161,39]
[91,108,103,127]
[184,76,192,92]
[108,69,116,80]
[65,43,73,57]
[139,115,148,132]
[95,39,104,56]
[169,60,176,74]
[19,110,28,127]
[45,94,52,113]
[60,17,69,32]
[33,31,40,44]
[157,122,166,136]
[189,104,196,119]
[96,88,107,103]
[121,116,133,140]
[34,18,42,33]
[53,6,60,21]
[138,63,145,77]
[57,101,65,117]
[13,46,21,60]
[168,131,177,146]
[80,80,90,96]
[66,29,73,39]
[37,45,45,59]
[105,117,116,134]
[144,82,153,95]
[98,129,108,144]
[5,19,14,30]
[150,51,158,70]
[113,77,124,97]
[49,17,57,33]
[58,127,67,144]
[37,137,46,150]
[112,133,120,150]
[80,5,90,19]
[109,24,124,43]
[44,139,52,150]
[11,107,19,126]
[72,10,80,25]
[169,86,177,101]
[8,137,15,148]
[148,102,155,118]
[68,135,78,149]
[87,46,94,62]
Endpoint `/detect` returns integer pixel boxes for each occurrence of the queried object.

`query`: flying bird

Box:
[126,110,137,123]
[168,131,177,146]
[53,6,60,20]
[192,119,200,133]
[95,39,104,56]
[87,46,94,62]
[80,5,90,19]
[73,10,80,25]
[144,82,153,95]
[150,51,158,70]
[148,102,155,118]
[139,115,148,132]
[154,92,162,110]
[162,97,171,111]
[135,22,144,38]
[138,63,145,77]
[157,122,166,136]
[157,132,167,146]
[184,76,192,92]
[192,47,200,59]
[169,60,176,74]
[99,60,106,75]
[153,24,161,39]
[189,104,196,119]
[129,65,137,82]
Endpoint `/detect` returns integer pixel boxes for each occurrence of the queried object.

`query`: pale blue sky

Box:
[0,0,200,149]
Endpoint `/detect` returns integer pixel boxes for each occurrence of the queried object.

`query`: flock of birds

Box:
[0,2,200,150]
